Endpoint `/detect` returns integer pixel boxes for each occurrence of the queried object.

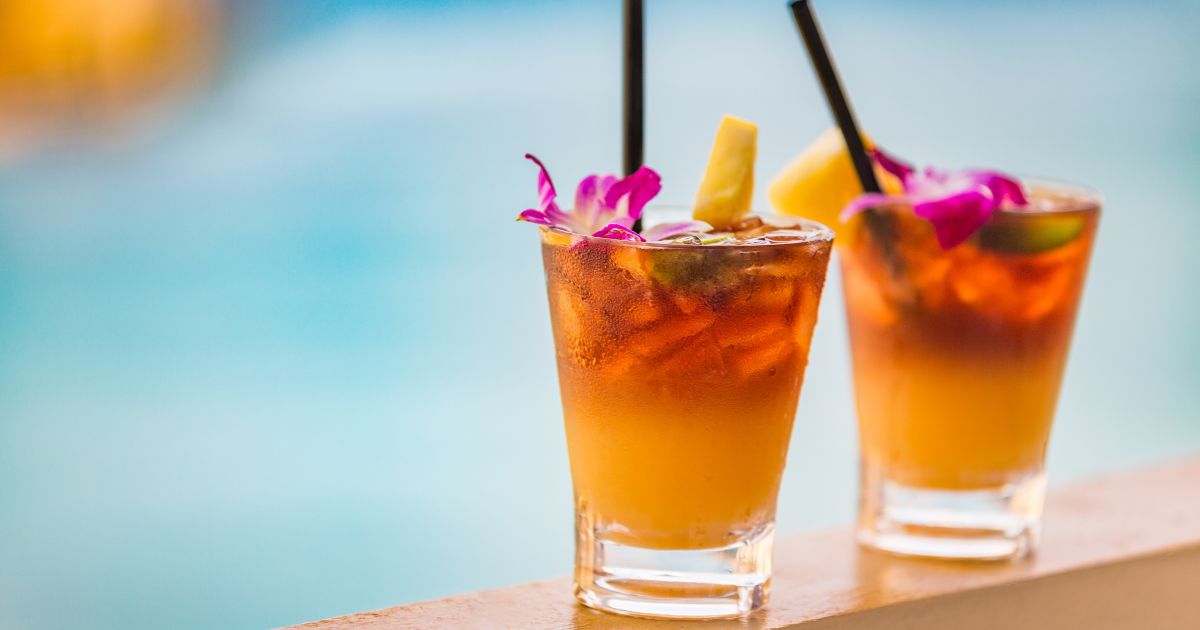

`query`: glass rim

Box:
[540,207,835,251]
[1009,176,1103,215]
[864,176,1101,217]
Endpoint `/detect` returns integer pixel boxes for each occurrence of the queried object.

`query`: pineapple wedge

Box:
[693,115,758,229]
[767,128,902,246]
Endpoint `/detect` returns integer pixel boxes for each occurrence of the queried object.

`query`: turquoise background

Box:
[0,1,1197,628]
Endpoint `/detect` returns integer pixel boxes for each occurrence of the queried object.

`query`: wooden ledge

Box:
[288,457,1200,629]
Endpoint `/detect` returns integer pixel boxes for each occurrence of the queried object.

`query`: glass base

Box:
[574,523,773,619]
[858,464,1045,561]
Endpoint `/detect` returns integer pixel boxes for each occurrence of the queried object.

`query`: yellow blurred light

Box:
[0,0,222,159]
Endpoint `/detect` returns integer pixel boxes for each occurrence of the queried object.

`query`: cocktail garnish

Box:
[693,115,758,229]
[842,148,1028,249]
[516,154,711,242]
[592,224,646,241]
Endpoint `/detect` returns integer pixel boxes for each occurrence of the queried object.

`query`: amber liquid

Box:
[842,192,1099,490]
[542,227,832,550]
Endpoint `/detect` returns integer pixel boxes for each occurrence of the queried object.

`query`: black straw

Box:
[624,0,645,231]
[789,0,907,282]
[789,0,880,194]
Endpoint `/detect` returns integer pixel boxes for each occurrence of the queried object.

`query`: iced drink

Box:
[843,185,1099,558]
[521,116,833,617]
[543,214,831,616]
[770,132,1100,560]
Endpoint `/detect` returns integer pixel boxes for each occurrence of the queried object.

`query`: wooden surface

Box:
[288,457,1200,629]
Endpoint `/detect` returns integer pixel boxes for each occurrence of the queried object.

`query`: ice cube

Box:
[730,217,779,241]
[725,335,795,379]
[609,246,649,278]
[652,330,727,380]
[790,282,823,353]
[619,297,665,330]
[625,309,718,360]
[661,233,704,245]
[669,291,710,315]
[727,216,764,232]
[1019,265,1074,321]
[548,285,605,365]
[713,311,790,350]
[726,274,796,314]
[762,229,816,243]
[841,256,900,326]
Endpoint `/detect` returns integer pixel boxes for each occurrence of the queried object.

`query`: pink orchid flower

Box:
[842,148,1028,249]
[516,154,709,242]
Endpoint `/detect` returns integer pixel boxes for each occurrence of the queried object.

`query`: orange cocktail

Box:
[540,214,831,615]
[841,183,1099,558]
[767,125,1100,560]
[523,113,819,618]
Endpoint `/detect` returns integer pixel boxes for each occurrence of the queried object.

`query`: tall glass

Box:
[842,181,1100,560]
[539,212,833,619]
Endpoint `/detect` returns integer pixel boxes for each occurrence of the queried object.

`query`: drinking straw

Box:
[788,0,879,194]
[789,0,905,276]
[624,0,645,232]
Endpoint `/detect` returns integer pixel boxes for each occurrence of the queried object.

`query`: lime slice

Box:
[698,232,735,244]
[645,249,721,288]
[977,213,1086,254]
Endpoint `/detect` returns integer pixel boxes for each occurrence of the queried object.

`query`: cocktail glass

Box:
[540,209,833,618]
[842,181,1100,560]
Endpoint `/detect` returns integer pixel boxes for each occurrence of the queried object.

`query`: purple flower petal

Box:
[841,150,1029,250]
[525,153,561,216]
[605,166,662,224]
[575,174,619,231]
[913,188,996,249]
[871,147,914,183]
[516,209,552,224]
[515,155,663,238]
[968,170,1028,207]
[641,220,713,241]
[591,223,646,242]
